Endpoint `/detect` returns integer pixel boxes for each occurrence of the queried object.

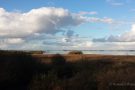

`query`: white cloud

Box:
[43,36,93,48]
[78,11,98,15]
[0,7,116,50]
[106,0,124,6]
[0,38,24,45]
[0,7,86,38]
[93,24,135,42]
[87,17,114,24]
[89,23,135,50]
[0,7,114,39]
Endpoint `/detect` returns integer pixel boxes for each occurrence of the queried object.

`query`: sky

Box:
[0,0,135,50]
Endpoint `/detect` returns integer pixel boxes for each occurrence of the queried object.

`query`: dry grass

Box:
[1,51,135,90]
[32,54,135,63]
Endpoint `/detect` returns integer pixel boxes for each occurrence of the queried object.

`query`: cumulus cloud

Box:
[0,7,86,38]
[0,7,114,39]
[0,7,116,50]
[93,24,135,42]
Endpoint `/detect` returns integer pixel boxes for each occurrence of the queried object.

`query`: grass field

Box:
[0,51,135,90]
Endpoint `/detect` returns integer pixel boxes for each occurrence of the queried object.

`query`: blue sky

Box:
[0,0,135,50]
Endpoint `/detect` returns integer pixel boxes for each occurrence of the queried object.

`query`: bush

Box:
[68,51,83,55]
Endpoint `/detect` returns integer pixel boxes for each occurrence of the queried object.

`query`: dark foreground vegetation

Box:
[0,51,135,90]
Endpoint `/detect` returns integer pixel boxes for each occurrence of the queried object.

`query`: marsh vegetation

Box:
[0,51,135,90]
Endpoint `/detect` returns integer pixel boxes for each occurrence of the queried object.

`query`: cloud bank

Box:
[93,24,135,42]
[1,7,133,50]
[0,7,93,49]
[0,7,117,50]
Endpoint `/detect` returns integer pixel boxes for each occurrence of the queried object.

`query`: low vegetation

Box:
[0,50,44,55]
[0,50,135,90]
[68,50,83,54]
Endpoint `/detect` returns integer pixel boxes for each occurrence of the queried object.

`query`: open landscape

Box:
[1,0,135,90]
[1,50,135,90]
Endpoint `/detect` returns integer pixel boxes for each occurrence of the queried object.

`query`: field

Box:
[0,51,135,90]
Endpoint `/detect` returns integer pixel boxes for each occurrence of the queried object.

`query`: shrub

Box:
[68,51,83,55]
